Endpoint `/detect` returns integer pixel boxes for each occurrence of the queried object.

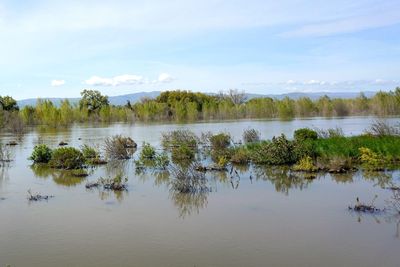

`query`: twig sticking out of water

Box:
[27,189,54,201]
[349,196,381,213]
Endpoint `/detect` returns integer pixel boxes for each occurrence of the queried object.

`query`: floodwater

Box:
[0,117,399,267]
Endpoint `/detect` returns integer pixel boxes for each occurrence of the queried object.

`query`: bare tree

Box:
[227,89,247,105]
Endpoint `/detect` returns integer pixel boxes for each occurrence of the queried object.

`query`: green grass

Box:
[313,135,400,160]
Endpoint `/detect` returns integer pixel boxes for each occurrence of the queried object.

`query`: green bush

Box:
[30,144,52,163]
[210,133,231,150]
[230,147,249,164]
[49,147,84,169]
[250,134,295,165]
[172,144,195,161]
[293,156,317,172]
[154,152,170,169]
[81,144,99,159]
[140,142,156,160]
[294,128,318,142]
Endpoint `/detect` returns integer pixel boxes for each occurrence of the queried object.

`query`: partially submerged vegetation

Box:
[1,88,400,129]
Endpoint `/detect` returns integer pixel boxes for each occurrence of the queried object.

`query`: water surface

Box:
[0,117,399,267]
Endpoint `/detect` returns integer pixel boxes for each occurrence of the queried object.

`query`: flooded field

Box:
[0,117,399,267]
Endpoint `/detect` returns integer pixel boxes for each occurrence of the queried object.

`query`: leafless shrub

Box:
[316,127,344,138]
[365,120,400,136]
[161,129,198,148]
[104,135,137,160]
[0,142,13,163]
[243,128,260,143]
[170,164,209,194]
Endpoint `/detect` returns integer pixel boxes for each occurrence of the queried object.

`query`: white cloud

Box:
[85,74,143,86]
[51,79,65,86]
[157,73,174,83]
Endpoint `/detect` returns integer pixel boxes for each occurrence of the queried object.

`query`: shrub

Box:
[140,142,156,160]
[294,128,318,142]
[105,135,136,160]
[154,152,170,169]
[251,134,295,165]
[210,133,231,150]
[49,147,84,169]
[366,120,400,137]
[243,128,260,144]
[81,144,99,159]
[30,144,52,163]
[172,144,195,161]
[316,127,344,138]
[293,156,317,172]
[230,147,250,164]
[216,156,229,168]
[318,156,354,173]
[359,147,387,170]
[162,129,198,148]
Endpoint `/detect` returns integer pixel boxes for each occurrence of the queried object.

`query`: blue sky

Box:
[0,0,399,99]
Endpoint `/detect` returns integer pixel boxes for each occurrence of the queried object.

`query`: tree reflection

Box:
[30,164,88,187]
[254,166,312,195]
[363,171,393,188]
[0,163,11,188]
[169,164,210,218]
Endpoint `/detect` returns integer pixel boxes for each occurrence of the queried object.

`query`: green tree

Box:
[0,96,19,111]
[79,89,109,115]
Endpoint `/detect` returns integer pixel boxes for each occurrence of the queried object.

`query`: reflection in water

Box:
[96,189,127,203]
[105,160,130,177]
[170,190,208,218]
[30,165,88,187]
[169,164,210,218]
[363,170,393,188]
[254,166,312,195]
[331,172,355,184]
[0,163,11,188]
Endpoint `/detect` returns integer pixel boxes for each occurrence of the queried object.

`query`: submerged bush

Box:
[172,144,195,162]
[30,144,52,163]
[105,135,136,160]
[294,128,318,142]
[210,133,231,150]
[243,128,260,144]
[140,142,156,160]
[154,152,170,169]
[81,144,99,160]
[293,156,318,172]
[49,147,84,169]
[230,147,250,164]
[162,129,198,148]
[251,134,295,165]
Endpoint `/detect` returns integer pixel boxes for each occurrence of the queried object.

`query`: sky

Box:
[0,0,399,99]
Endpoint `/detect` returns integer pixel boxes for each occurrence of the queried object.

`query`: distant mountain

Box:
[259,91,377,100]
[17,90,377,107]
[17,91,161,107]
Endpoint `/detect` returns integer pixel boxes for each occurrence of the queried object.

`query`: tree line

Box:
[0,88,400,130]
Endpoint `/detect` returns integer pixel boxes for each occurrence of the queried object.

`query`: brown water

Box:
[0,117,399,267]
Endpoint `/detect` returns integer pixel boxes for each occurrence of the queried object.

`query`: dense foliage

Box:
[1,88,400,129]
